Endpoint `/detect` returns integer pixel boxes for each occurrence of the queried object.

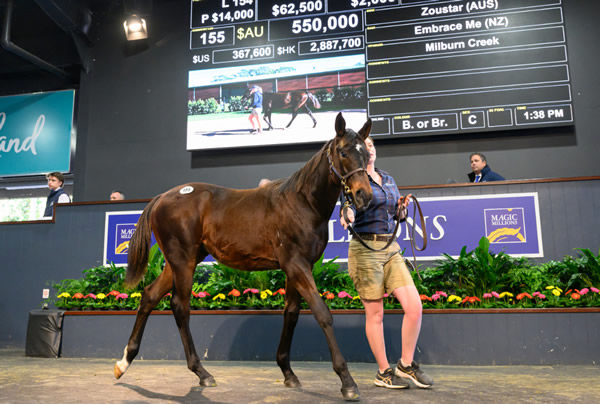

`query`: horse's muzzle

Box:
[352,188,372,212]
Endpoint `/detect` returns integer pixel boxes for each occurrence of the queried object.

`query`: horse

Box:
[114,112,373,401]
[262,90,321,130]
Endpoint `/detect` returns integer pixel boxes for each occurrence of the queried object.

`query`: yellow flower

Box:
[352,296,361,301]
[448,295,462,303]
[499,292,514,298]
[545,285,555,290]
[96,293,106,299]
[213,293,226,301]
[260,289,273,299]
[552,289,561,296]
[130,292,142,298]
[57,292,71,298]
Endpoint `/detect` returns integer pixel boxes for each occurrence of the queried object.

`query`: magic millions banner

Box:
[104,193,543,266]
[0,90,75,176]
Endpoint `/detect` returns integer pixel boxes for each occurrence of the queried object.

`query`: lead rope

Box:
[342,195,427,280]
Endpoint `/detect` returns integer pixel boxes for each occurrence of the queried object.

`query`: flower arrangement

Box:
[48,242,600,311]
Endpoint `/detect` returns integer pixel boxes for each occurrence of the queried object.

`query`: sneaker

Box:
[374,368,409,389]
[395,360,433,388]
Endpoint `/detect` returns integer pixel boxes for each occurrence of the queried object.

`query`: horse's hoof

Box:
[284,375,301,388]
[199,375,217,387]
[341,386,360,401]
[113,363,124,379]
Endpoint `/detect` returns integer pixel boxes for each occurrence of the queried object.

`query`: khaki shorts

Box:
[348,236,414,300]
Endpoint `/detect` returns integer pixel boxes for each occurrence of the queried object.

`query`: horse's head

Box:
[330,112,373,211]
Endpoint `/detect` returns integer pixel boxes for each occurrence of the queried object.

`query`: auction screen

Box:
[186,0,573,150]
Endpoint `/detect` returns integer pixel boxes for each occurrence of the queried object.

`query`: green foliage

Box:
[312,256,356,294]
[228,95,246,112]
[196,262,285,296]
[49,240,600,310]
[419,237,530,296]
[188,98,220,115]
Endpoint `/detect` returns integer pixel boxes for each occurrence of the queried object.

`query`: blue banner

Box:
[0,90,75,176]
[104,193,543,266]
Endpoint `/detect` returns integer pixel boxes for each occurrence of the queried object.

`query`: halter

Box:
[326,144,366,200]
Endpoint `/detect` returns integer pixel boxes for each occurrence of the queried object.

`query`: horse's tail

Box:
[307,92,321,109]
[125,195,160,288]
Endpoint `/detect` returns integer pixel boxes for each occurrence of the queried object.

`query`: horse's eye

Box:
[339,150,347,158]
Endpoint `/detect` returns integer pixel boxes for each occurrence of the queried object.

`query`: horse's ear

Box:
[358,118,372,140]
[335,112,346,137]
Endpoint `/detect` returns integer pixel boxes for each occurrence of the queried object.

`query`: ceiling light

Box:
[123,14,147,41]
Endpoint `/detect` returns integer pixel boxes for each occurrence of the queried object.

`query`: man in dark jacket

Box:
[467,152,505,182]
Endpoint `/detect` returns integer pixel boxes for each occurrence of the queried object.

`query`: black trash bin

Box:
[26,309,64,358]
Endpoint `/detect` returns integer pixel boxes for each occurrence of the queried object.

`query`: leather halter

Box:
[326,144,366,199]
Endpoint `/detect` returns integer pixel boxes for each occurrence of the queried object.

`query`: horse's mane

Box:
[279,139,333,195]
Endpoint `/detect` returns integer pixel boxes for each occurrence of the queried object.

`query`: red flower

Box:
[273,288,286,296]
[107,290,120,297]
[461,296,480,304]
[419,294,432,302]
[571,293,581,300]
[228,289,241,297]
[516,292,533,300]
[325,292,335,300]
[72,292,84,299]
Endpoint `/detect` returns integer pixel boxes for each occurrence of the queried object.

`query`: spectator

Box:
[110,190,125,200]
[467,152,505,182]
[44,172,71,218]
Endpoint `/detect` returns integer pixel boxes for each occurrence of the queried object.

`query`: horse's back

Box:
[151,182,281,270]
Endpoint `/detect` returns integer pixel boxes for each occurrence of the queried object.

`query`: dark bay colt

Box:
[114,113,373,401]
[262,90,321,129]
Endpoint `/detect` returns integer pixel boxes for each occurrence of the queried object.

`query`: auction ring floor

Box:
[1,349,599,403]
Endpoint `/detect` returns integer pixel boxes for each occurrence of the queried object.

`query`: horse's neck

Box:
[284,143,341,217]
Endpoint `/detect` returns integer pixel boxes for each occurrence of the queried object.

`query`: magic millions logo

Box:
[114,223,137,255]
[484,207,526,243]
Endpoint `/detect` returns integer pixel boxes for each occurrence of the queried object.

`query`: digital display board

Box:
[186,0,573,150]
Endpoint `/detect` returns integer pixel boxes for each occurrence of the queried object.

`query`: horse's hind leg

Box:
[303,105,317,128]
[283,261,359,401]
[114,263,174,379]
[276,283,302,388]
[169,256,216,387]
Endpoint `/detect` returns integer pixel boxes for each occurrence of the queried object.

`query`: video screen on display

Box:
[186,0,573,150]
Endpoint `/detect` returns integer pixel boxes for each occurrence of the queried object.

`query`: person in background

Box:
[110,190,125,200]
[247,85,263,134]
[340,136,433,390]
[44,172,71,218]
[467,152,505,183]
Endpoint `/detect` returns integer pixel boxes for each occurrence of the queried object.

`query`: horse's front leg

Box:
[114,265,173,379]
[285,110,299,128]
[276,283,302,388]
[284,264,360,401]
[169,258,216,387]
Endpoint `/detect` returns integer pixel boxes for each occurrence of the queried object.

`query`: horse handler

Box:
[340,136,433,390]
[247,85,263,134]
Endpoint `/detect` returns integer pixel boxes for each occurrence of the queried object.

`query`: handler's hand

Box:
[399,193,412,209]
[340,208,355,230]
[397,193,412,221]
